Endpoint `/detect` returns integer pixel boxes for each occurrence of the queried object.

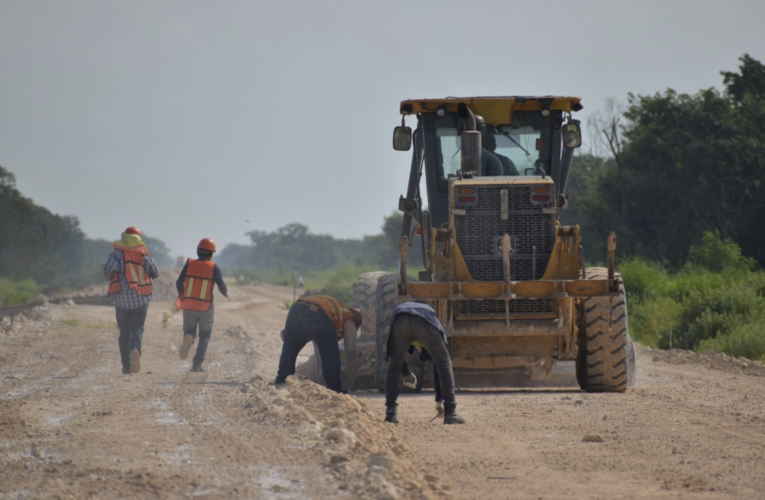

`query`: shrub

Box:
[687,230,756,272]
[0,278,41,306]
[699,321,765,362]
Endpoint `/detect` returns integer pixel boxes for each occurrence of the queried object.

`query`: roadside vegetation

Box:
[620,232,765,361]
[561,54,765,362]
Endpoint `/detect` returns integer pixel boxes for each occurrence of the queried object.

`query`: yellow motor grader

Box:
[335,96,636,393]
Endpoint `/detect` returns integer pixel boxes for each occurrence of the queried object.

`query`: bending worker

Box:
[104,226,159,375]
[385,301,465,425]
[273,295,361,393]
[176,238,228,372]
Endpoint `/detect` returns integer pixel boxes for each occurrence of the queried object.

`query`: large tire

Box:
[576,267,636,392]
[357,272,389,340]
[374,274,400,392]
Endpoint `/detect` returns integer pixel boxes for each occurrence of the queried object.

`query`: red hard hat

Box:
[125,226,141,236]
[349,307,362,328]
[198,238,216,253]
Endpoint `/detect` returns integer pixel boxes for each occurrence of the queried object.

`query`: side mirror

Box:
[562,121,582,149]
[393,126,412,151]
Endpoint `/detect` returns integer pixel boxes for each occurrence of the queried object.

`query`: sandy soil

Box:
[2,278,765,499]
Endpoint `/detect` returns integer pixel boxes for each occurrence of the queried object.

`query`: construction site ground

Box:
[2,278,765,499]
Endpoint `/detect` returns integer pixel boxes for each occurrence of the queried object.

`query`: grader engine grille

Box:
[456,298,556,318]
[455,184,557,318]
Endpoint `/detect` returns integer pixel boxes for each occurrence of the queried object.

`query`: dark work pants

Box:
[386,314,455,407]
[275,301,343,393]
[115,303,149,369]
[183,306,215,364]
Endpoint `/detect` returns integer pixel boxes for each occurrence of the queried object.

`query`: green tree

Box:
[577,55,765,267]
[721,54,765,103]
[559,153,621,264]
[142,235,174,267]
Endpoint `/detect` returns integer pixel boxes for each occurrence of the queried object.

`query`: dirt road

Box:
[2,281,765,499]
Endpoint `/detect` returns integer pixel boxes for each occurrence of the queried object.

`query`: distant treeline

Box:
[216,214,424,306]
[0,167,173,304]
[218,214,423,277]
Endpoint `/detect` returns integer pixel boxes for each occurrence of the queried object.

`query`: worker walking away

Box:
[176,238,228,372]
[273,295,361,393]
[104,226,159,375]
[385,302,465,425]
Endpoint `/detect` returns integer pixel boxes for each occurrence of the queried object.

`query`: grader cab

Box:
[346,96,636,393]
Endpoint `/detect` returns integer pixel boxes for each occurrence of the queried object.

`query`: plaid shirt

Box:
[104,249,160,309]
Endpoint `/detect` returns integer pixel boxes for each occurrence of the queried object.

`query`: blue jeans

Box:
[115,303,149,369]
[275,301,342,393]
[183,307,215,364]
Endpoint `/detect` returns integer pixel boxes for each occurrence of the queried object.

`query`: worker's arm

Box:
[103,250,121,280]
[213,264,228,298]
[175,260,188,297]
[143,254,159,279]
[342,320,358,391]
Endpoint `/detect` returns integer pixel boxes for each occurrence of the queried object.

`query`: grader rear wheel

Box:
[576,267,636,392]
[374,274,400,392]
[357,272,389,340]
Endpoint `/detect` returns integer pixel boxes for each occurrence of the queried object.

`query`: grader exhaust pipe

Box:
[458,102,481,174]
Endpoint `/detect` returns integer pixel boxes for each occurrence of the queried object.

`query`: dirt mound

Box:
[241,377,448,499]
[641,344,765,377]
[1,304,56,336]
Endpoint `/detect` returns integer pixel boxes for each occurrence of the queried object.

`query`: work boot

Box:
[435,402,444,415]
[122,366,131,375]
[191,362,205,373]
[130,349,141,374]
[443,403,466,425]
[384,405,398,424]
[179,334,194,360]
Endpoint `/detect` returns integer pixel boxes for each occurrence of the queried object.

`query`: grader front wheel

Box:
[576,267,636,392]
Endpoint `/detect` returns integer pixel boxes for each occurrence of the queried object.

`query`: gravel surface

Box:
[2,279,764,499]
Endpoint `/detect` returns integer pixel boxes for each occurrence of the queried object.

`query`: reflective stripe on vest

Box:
[108,248,153,296]
[298,295,354,340]
[181,259,216,311]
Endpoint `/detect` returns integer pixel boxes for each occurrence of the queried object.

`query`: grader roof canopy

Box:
[399,96,583,124]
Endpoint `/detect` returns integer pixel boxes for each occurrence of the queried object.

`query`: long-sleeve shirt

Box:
[387,302,448,344]
[175,260,228,301]
[103,249,159,309]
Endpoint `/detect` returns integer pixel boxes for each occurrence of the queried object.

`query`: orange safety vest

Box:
[181,259,216,311]
[298,295,355,340]
[108,246,153,296]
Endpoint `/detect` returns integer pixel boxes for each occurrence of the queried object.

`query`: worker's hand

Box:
[435,402,444,415]
[403,373,417,389]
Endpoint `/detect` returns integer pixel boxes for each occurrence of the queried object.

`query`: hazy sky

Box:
[2,1,764,258]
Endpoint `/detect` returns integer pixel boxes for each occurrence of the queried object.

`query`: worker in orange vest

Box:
[273,295,361,393]
[175,238,228,372]
[103,226,159,375]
